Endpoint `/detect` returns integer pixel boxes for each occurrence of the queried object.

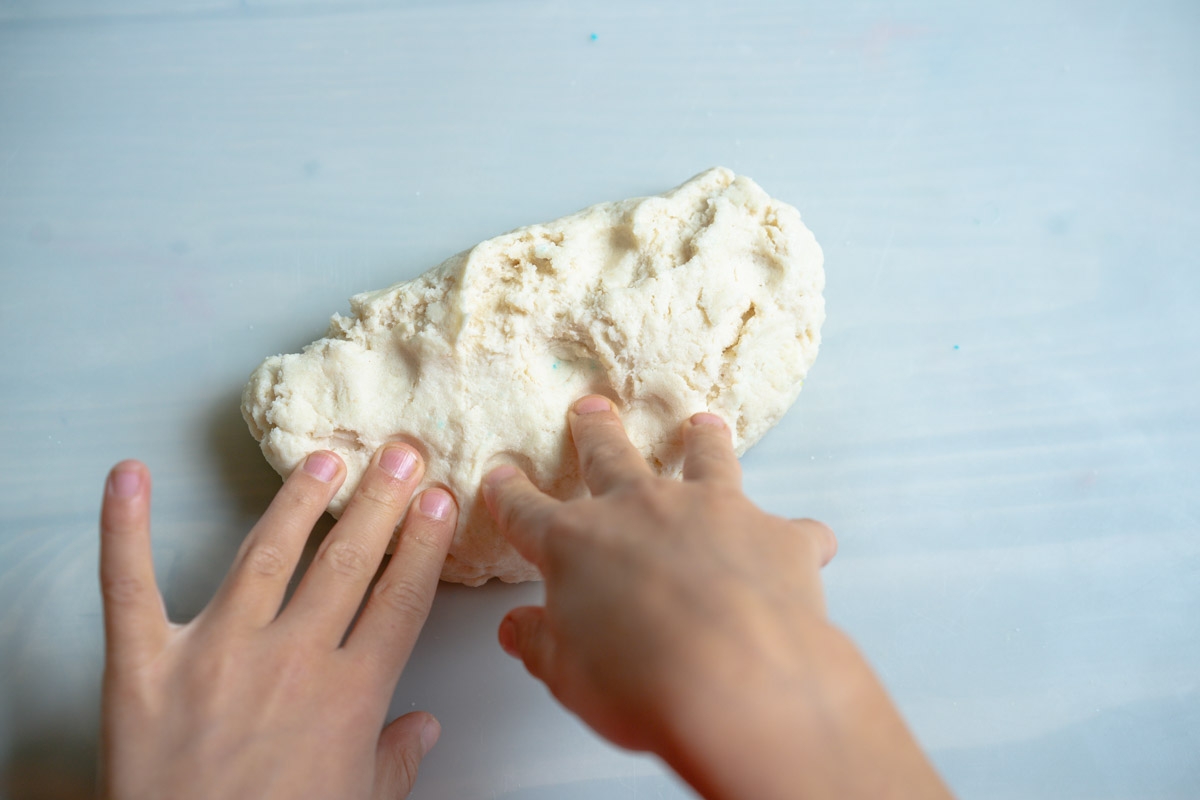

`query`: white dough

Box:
[241,167,825,585]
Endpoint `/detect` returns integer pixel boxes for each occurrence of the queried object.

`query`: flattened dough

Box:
[241,167,825,585]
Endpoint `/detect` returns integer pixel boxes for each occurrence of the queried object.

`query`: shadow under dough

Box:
[206,382,287,519]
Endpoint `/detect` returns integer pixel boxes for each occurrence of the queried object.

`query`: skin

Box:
[98,395,952,800]
[483,396,955,800]
[98,443,456,800]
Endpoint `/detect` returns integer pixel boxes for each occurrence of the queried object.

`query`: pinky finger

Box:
[498,606,556,686]
[791,518,838,568]
[99,461,168,669]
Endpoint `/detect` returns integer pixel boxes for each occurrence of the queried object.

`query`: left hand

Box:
[98,443,456,800]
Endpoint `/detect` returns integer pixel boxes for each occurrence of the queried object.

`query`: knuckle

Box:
[582,440,626,471]
[395,744,423,791]
[545,503,578,534]
[320,538,375,578]
[277,481,326,515]
[372,577,429,618]
[796,516,834,533]
[498,500,522,535]
[498,493,533,536]
[241,542,289,577]
[785,517,835,555]
[403,524,451,557]
[354,477,401,511]
[792,517,835,541]
[697,449,739,474]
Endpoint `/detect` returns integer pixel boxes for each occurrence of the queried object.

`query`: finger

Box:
[372,711,440,800]
[792,518,838,568]
[681,413,741,486]
[568,395,653,494]
[279,443,424,644]
[498,606,555,685]
[482,465,558,567]
[347,488,457,680]
[208,451,346,627]
[99,461,168,668]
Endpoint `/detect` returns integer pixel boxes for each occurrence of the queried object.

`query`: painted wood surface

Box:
[1,1,1197,797]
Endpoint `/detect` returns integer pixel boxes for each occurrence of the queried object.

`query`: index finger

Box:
[482,465,559,567]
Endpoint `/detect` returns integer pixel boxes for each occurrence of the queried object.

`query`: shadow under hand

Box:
[159,384,319,622]
[1,714,96,800]
[156,386,288,622]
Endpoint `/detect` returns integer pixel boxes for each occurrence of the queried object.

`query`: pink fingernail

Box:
[420,717,441,755]
[574,395,611,414]
[691,413,726,428]
[303,451,340,482]
[107,464,142,498]
[419,488,453,520]
[380,445,418,480]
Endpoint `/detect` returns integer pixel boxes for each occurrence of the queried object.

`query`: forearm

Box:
[657,622,953,800]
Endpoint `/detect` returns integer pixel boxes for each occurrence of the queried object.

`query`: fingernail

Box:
[303,451,340,482]
[498,618,520,658]
[420,716,441,755]
[690,413,726,428]
[107,464,142,498]
[419,488,453,520]
[380,445,418,480]
[574,395,611,415]
[484,464,519,488]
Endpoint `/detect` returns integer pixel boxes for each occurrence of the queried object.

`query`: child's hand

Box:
[484,396,952,800]
[99,443,455,800]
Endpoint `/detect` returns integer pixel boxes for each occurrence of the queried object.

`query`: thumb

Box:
[372,711,440,800]
[499,605,556,684]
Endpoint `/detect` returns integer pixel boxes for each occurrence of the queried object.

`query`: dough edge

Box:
[241,167,825,585]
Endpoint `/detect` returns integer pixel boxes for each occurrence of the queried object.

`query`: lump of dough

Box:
[241,167,825,585]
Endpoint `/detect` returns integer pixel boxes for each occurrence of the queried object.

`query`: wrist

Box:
[654,620,949,800]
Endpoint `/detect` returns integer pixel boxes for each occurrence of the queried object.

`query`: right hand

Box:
[483,395,953,800]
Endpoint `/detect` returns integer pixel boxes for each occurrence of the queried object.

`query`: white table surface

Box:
[2,1,1198,798]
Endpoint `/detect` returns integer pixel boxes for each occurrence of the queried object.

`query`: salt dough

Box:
[241,167,825,585]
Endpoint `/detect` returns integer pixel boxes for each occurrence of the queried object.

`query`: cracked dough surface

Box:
[241,167,825,585]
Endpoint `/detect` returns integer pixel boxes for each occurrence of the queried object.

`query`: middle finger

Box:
[278,442,424,645]
[568,395,653,494]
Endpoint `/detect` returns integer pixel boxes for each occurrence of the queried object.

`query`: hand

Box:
[482,396,952,800]
[98,443,456,800]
